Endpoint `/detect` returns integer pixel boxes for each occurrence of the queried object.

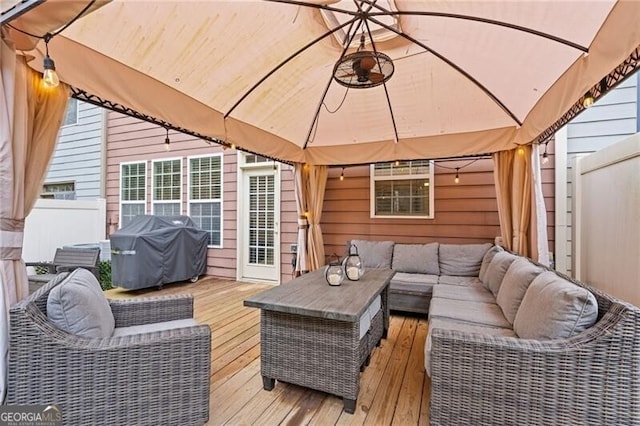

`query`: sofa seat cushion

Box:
[429,298,511,329]
[390,273,438,295]
[392,243,440,275]
[350,239,395,269]
[113,318,198,337]
[438,243,492,276]
[496,258,543,324]
[432,284,495,303]
[514,272,598,339]
[425,317,516,376]
[482,251,519,296]
[47,268,115,338]
[437,275,482,287]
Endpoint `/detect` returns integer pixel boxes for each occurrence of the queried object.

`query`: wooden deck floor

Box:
[107,276,431,425]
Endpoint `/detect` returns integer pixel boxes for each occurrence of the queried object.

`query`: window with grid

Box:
[189,155,222,247]
[370,160,434,218]
[41,181,76,200]
[152,158,182,216]
[120,162,146,227]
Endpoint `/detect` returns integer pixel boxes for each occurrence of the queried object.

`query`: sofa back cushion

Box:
[438,243,492,277]
[496,258,543,324]
[392,243,439,275]
[47,268,115,338]
[514,271,598,340]
[479,245,504,282]
[349,239,395,269]
[482,251,519,296]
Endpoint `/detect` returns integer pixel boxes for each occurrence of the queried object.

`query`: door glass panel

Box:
[248,175,275,266]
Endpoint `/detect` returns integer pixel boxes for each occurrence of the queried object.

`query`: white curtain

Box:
[531,146,550,265]
[293,163,308,275]
[0,35,68,401]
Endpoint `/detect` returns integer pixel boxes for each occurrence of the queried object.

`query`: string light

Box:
[340,168,344,181]
[541,142,549,164]
[231,143,236,150]
[42,33,59,88]
[454,168,460,184]
[394,160,400,166]
[164,128,171,151]
[583,91,595,108]
[516,145,525,156]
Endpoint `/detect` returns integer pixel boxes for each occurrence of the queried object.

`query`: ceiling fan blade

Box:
[359,55,377,71]
[368,72,385,84]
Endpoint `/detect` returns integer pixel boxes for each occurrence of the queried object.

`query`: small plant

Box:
[99,260,113,291]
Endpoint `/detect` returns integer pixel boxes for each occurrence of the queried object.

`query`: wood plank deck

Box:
[106,276,431,425]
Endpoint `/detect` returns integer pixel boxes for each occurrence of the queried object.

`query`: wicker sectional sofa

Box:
[350,239,640,424]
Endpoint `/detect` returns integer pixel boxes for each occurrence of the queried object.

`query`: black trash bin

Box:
[110,215,209,290]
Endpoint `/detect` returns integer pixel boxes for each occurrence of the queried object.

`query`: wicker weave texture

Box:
[7,273,212,426]
[429,273,640,426]
[261,307,384,402]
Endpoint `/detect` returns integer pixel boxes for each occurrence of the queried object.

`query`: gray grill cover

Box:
[110,215,208,290]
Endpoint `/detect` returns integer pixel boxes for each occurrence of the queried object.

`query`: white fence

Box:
[23,198,107,262]
[572,133,640,307]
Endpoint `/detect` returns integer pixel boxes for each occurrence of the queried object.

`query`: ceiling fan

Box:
[333,34,394,89]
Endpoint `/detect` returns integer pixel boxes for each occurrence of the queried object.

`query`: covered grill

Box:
[110,215,208,290]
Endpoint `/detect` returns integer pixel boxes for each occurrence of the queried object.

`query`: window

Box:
[152,158,182,216]
[62,97,78,126]
[120,162,146,227]
[370,160,434,218]
[41,181,75,199]
[188,155,223,247]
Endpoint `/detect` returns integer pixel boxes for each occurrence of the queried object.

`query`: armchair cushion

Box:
[478,244,504,282]
[482,251,519,296]
[46,268,115,338]
[496,258,543,324]
[113,318,198,337]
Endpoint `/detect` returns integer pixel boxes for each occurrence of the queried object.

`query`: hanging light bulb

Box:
[42,34,59,88]
[164,128,171,151]
[454,168,460,184]
[340,168,344,181]
[394,160,400,167]
[231,143,236,150]
[517,145,525,156]
[583,91,595,108]
[541,143,549,164]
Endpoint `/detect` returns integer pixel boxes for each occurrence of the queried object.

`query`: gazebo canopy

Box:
[3,0,640,165]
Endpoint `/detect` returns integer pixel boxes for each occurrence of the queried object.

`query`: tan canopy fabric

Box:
[0,35,69,400]
[3,0,640,165]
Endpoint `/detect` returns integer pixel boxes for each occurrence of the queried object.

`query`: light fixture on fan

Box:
[333,34,394,89]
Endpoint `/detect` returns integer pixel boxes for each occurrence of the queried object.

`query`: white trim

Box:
[119,160,147,228]
[237,152,281,284]
[151,157,183,216]
[369,160,435,219]
[186,153,224,249]
[554,125,568,274]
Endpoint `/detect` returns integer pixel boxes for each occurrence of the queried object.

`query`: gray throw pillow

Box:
[496,258,543,324]
[482,251,519,296]
[514,271,599,340]
[392,243,439,275]
[349,239,395,269]
[438,243,492,276]
[479,245,504,282]
[47,268,115,338]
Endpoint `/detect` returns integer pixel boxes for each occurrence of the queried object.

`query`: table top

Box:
[244,268,394,322]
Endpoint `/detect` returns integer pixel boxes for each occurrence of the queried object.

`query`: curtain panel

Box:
[0,36,69,401]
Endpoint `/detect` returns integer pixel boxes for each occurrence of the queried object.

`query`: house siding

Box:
[105,112,297,283]
[322,158,555,259]
[45,100,104,199]
[559,73,638,276]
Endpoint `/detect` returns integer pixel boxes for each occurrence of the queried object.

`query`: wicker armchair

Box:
[6,272,211,426]
[429,275,640,426]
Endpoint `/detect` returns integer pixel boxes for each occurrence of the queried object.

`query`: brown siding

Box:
[322,157,555,260]
[105,112,296,284]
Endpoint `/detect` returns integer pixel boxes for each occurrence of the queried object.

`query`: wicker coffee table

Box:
[244,268,394,413]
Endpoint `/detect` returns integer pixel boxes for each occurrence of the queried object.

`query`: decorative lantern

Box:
[344,244,365,281]
[324,254,345,286]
